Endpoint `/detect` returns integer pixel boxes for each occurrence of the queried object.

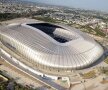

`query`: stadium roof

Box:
[0,22,104,69]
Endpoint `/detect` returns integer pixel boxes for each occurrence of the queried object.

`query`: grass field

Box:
[82,70,96,79]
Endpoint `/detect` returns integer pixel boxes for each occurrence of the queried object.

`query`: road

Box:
[0,49,66,90]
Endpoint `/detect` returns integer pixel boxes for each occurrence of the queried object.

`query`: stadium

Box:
[0,22,104,76]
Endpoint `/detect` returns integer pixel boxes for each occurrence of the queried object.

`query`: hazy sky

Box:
[25,0,108,12]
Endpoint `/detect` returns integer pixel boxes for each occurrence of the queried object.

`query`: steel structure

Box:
[0,23,104,75]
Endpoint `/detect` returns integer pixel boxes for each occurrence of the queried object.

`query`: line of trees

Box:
[0,13,33,21]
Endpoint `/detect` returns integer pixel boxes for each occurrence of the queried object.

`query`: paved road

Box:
[0,59,46,89]
[1,52,66,90]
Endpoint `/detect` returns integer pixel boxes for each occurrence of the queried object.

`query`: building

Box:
[0,22,104,77]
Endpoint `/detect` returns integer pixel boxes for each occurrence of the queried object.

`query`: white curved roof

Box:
[0,23,104,69]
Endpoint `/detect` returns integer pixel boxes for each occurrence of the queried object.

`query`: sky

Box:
[24,0,108,12]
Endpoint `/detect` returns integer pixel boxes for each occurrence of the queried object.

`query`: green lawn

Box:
[104,57,108,64]
[82,70,96,79]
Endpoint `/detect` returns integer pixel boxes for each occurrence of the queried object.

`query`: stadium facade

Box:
[0,22,104,76]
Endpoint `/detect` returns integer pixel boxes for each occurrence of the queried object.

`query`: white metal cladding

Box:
[0,23,104,69]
